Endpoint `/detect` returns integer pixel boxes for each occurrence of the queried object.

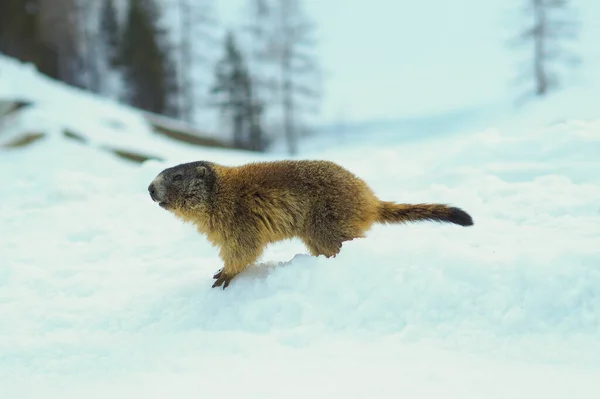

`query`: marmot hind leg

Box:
[303,236,343,258]
[302,219,362,258]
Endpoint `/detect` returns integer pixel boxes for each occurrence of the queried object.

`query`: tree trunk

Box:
[281,49,296,155]
[533,0,548,96]
[233,106,245,148]
[180,0,194,122]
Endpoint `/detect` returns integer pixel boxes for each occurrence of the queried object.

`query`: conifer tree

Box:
[118,0,175,116]
[241,0,322,155]
[99,0,120,68]
[0,0,58,79]
[513,0,580,100]
[43,0,85,87]
[211,31,265,151]
[177,0,219,124]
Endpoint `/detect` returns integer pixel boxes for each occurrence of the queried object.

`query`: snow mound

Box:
[2,54,600,398]
[3,109,600,397]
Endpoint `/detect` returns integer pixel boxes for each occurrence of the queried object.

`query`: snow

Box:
[2,51,600,398]
[0,54,231,161]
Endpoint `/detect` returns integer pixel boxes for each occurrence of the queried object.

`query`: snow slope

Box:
[2,56,600,397]
[3,116,600,399]
[0,54,234,161]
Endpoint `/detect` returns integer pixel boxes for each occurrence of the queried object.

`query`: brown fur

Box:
[148,159,473,289]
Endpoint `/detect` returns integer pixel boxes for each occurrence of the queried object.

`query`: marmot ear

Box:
[197,166,207,177]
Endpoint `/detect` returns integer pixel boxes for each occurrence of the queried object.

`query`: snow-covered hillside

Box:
[0,54,239,162]
[2,54,600,398]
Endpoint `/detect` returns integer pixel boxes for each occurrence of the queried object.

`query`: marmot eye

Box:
[172,174,183,182]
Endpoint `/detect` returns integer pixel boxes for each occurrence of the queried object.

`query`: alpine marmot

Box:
[148,159,473,289]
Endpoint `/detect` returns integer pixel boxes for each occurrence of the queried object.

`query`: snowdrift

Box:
[2,55,600,398]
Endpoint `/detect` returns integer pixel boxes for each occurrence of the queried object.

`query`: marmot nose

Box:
[148,183,156,199]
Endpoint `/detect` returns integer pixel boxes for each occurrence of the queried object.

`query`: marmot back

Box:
[148,159,473,289]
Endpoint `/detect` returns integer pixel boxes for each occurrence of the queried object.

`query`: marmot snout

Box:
[148,159,474,289]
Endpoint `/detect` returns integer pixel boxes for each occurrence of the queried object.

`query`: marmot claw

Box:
[212,273,232,289]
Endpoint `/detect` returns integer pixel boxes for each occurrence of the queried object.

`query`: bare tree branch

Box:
[513,0,580,101]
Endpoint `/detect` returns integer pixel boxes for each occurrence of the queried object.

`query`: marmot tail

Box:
[377,202,473,227]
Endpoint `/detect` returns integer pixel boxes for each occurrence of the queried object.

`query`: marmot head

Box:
[148,161,216,212]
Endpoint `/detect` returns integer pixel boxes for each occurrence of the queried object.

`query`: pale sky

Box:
[216,0,600,125]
